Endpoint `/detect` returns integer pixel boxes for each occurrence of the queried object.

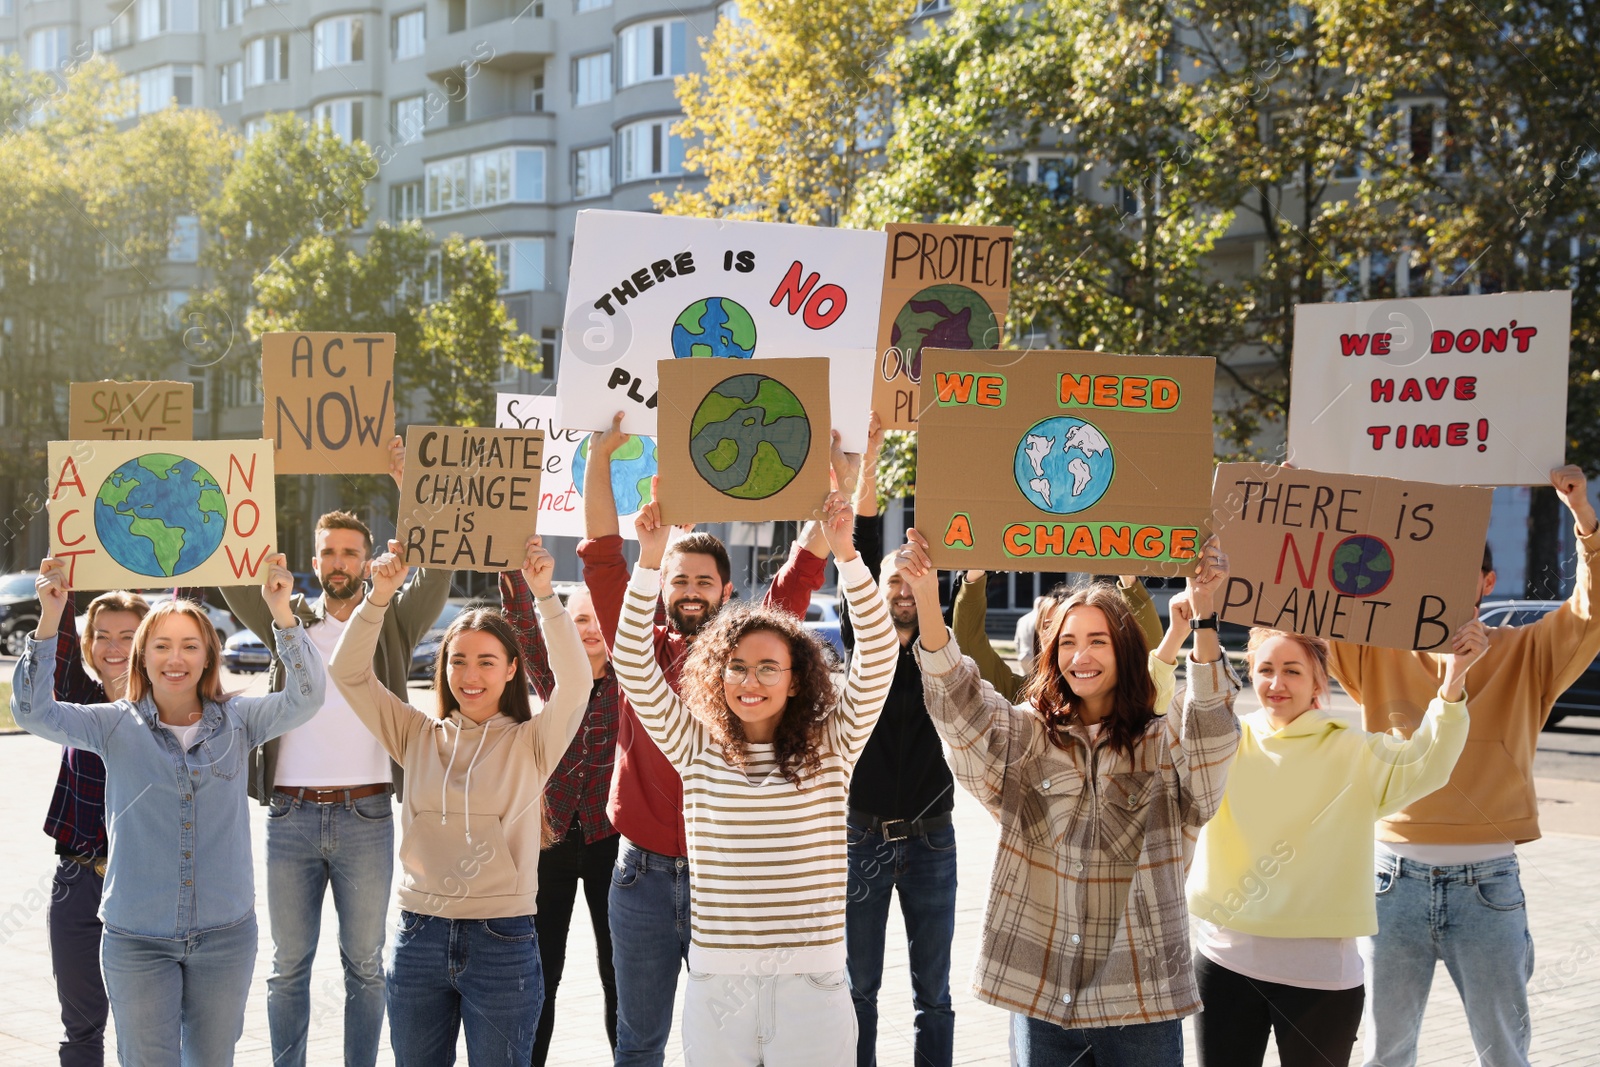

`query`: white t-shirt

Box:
[1196,920,1363,991]
[160,719,203,751]
[274,607,393,788]
[1380,840,1515,866]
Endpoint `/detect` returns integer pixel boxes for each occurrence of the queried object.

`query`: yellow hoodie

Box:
[1188,696,1467,938]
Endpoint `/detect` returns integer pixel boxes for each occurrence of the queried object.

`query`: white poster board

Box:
[1287,291,1570,485]
[555,210,883,450]
[495,393,655,540]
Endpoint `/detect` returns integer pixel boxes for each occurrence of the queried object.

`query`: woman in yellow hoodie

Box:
[1188,622,1485,1067]
[329,536,591,1065]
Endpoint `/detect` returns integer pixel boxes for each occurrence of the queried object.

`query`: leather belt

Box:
[275,784,392,804]
[848,810,953,843]
[64,853,108,878]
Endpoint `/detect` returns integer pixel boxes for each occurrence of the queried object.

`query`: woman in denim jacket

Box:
[11,553,324,1067]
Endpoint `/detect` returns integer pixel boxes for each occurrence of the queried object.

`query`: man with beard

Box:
[215,437,451,1067]
[579,413,829,1067]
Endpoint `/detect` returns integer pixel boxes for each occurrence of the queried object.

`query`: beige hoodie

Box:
[329,595,590,918]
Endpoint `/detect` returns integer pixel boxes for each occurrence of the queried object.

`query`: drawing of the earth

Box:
[671,297,757,359]
[1329,534,1395,596]
[1013,416,1115,515]
[93,454,227,578]
[890,284,1000,380]
[571,434,658,515]
[689,373,810,500]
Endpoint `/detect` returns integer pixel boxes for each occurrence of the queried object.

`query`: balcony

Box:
[421,110,554,159]
[424,15,554,82]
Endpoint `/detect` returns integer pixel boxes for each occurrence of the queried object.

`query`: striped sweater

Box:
[613,554,896,975]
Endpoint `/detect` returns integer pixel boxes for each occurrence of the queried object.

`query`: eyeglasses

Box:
[723,663,791,685]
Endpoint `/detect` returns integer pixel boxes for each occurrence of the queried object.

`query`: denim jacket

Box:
[11,623,324,939]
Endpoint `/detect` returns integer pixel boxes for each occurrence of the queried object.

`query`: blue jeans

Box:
[385,911,542,1066]
[49,858,108,1067]
[609,839,691,1067]
[100,914,258,1067]
[844,820,957,1067]
[1363,851,1534,1067]
[265,790,393,1067]
[1010,1014,1182,1066]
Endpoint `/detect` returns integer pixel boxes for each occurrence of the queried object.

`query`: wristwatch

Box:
[1189,613,1219,631]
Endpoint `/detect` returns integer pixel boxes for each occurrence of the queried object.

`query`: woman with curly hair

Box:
[611,490,896,1067]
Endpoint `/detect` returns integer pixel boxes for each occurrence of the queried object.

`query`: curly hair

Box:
[677,602,838,787]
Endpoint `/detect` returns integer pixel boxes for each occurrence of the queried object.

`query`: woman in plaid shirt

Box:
[896,531,1241,1066]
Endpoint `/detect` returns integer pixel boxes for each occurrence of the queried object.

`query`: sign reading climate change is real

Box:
[396,426,544,573]
[556,210,883,451]
[916,349,1216,574]
[47,440,277,590]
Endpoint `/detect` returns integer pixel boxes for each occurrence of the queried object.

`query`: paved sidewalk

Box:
[3,710,1598,1063]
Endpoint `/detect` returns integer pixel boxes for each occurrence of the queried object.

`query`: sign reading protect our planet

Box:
[916,349,1217,574]
[495,392,656,539]
[555,210,882,451]
[1287,290,1570,486]
[1211,463,1492,651]
[46,440,277,590]
[875,223,1014,431]
[655,356,832,524]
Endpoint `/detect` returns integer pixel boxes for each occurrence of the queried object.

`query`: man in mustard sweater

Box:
[1329,465,1598,1067]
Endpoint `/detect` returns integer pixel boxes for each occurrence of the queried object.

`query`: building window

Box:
[483,238,547,293]
[137,0,198,41]
[169,215,200,262]
[243,117,266,141]
[915,0,951,12]
[246,35,288,84]
[217,60,242,104]
[617,19,686,87]
[136,65,197,113]
[576,0,610,10]
[188,365,208,414]
[312,98,365,142]
[618,119,685,182]
[391,95,424,145]
[390,181,422,223]
[425,148,545,216]
[27,27,73,72]
[217,0,242,28]
[1014,155,1075,202]
[540,327,556,379]
[573,144,611,198]
[225,364,260,408]
[93,12,135,52]
[313,16,364,70]
[425,158,467,215]
[422,251,443,303]
[574,51,611,106]
[392,10,424,60]
[531,70,545,112]
[717,2,745,24]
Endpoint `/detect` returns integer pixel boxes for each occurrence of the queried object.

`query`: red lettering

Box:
[55,509,85,547]
[1371,379,1394,402]
[1454,376,1477,400]
[1446,422,1469,446]
[1367,426,1391,449]
[1340,334,1372,356]
[1274,530,1326,588]
[226,453,257,492]
[1398,379,1423,402]
[1371,333,1392,356]
[1432,330,1455,353]
[51,457,86,499]
[225,542,272,578]
[1412,424,1441,448]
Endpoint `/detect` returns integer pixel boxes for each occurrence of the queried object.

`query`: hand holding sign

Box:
[634,493,671,571]
[388,435,405,490]
[815,492,857,564]
[1440,616,1490,702]
[368,541,409,606]
[34,558,70,639]
[521,535,555,599]
[1188,537,1229,618]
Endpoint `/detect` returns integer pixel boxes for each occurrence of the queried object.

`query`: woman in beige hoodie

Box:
[328,536,590,1065]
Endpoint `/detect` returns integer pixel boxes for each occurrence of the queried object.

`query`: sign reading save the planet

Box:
[875,223,1013,431]
[916,349,1216,574]
[555,210,881,450]
[654,357,832,524]
[1211,463,1492,651]
[46,440,277,590]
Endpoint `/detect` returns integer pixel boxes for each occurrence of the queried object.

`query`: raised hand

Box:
[1439,616,1489,702]
[1186,537,1229,618]
[829,429,861,498]
[1551,465,1597,534]
[814,491,857,563]
[262,552,297,627]
[894,530,939,598]
[521,534,555,598]
[388,434,406,490]
[634,498,671,570]
[593,411,630,460]
[864,410,885,460]
[367,540,409,607]
[33,558,70,639]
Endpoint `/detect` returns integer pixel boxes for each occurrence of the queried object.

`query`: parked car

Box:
[221,628,272,673]
[0,572,40,657]
[1478,599,1600,727]
[804,593,846,661]
[141,593,241,640]
[409,599,477,682]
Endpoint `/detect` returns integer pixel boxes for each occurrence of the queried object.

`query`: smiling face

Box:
[1055,605,1118,703]
[880,569,917,632]
[663,550,729,638]
[568,588,607,673]
[89,608,142,694]
[1250,634,1324,725]
[721,629,798,743]
[143,613,208,702]
[314,527,371,602]
[446,629,520,722]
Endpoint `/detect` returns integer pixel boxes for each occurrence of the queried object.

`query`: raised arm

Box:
[817,493,895,762]
[1366,618,1483,815]
[517,536,592,773]
[952,570,1023,702]
[235,553,326,745]
[1118,575,1164,651]
[1525,465,1600,709]
[328,542,431,761]
[500,536,556,700]
[10,563,121,751]
[1167,540,1240,827]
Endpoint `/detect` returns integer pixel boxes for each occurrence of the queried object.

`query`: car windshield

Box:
[432,602,468,634]
[0,575,36,598]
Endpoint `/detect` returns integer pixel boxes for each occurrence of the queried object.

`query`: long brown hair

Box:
[432,609,534,723]
[79,591,150,685]
[677,602,837,786]
[127,600,226,704]
[1021,583,1156,759]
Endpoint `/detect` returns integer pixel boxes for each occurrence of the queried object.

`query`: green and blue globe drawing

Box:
[93,454,227,578]
[689,373,810,500]
[890,284,1000,380]
[1329,535,1395,596]
[671,297,757,359]
[1013,416,1115,515]
[571,434,658,515]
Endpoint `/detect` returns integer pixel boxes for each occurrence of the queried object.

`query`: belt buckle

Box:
[94,858,108,878]
[879,819,911,843]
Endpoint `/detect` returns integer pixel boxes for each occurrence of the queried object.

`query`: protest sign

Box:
[655,356,831,524]
[396,426,544,572]
[874,223,1014,431]
[1212,463,1491,651]
[261,332,395,475]
[916,349,1216,574]
[555,210,881,450]
[69,381,193,441]
[495,393,655,539]
[1287,291,1569,485]
[47,440,276,590]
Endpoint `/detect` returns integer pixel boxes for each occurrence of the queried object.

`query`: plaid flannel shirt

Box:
[500,570,619,844]
[42,602,111,857]
[917,632,1240,1029]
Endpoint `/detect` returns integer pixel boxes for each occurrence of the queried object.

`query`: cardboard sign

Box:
[1287,291,1570,485]
[555,210,881,450]
[1212,463,1492,651]
[916,349,1216,574]
[261,332,396,475]
[655,356,831,524]
[69,381,194,441]
[875,224,1014,431]
[47,440,277,590]
[495,393,655,540]
[396,426,544,573]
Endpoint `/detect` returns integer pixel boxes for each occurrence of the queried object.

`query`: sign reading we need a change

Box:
[916,349,1216,574]
[556,210,883,451]
[495,393,656,539]
[1287,291,1570,485]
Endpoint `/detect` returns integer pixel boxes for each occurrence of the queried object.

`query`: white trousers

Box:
[681,969,857,1066]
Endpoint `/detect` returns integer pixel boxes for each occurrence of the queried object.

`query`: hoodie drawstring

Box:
[441,726,462,826]
[462,727,489,844]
